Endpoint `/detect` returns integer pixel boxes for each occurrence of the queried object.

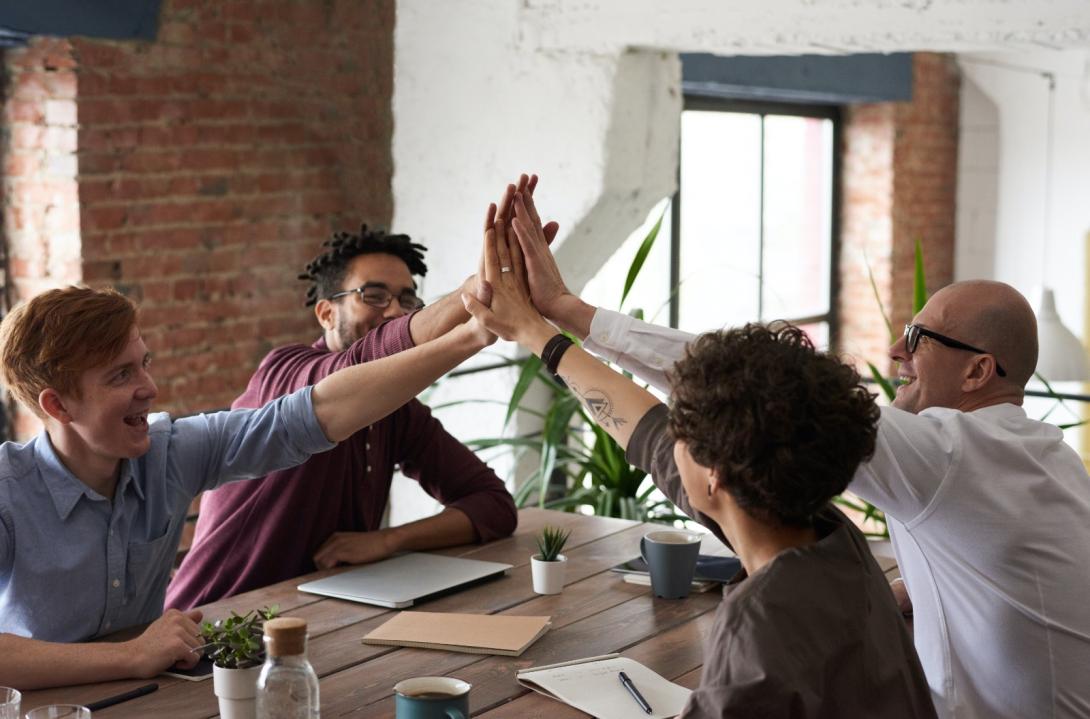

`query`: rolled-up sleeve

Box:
[395,400,517,542]
[626,403,728,545]
[170,386,337,495]
[583,309,695,394]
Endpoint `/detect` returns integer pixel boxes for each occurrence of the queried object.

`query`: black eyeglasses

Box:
[903,324,1006,377]
[328,283,425,311]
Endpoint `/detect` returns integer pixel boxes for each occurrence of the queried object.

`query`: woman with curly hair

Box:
[462,192,936,718]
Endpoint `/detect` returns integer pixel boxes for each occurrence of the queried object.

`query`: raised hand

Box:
[462,203,555,352]
[508,176,593,338]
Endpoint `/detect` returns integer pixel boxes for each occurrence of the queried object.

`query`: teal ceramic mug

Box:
[394,677,470,719]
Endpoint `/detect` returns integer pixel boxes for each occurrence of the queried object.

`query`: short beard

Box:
[333,313,363,350]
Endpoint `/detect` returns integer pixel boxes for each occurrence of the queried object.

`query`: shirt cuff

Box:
[287,386,338,453]
[583,308,634,362]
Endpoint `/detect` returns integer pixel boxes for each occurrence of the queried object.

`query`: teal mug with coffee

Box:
[394,677,470,719]
[640,529,701,599]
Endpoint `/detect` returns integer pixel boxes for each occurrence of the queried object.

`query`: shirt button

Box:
[366,465,372,472]
[365,443,370,450]
[112,579,120,588]
[104,621,111,630]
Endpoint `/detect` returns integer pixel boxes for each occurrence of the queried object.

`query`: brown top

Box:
[264,617,307,657]
[627,404,936,719]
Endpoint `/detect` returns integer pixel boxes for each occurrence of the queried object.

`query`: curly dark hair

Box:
[668,323,880,528]
[297,224,428,307]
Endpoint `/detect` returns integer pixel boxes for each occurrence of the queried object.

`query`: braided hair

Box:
[298,224,428,307]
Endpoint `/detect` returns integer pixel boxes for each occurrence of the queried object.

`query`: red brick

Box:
[83,205,128,232]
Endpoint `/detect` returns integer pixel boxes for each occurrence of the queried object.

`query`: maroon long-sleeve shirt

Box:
[166,314,517,609]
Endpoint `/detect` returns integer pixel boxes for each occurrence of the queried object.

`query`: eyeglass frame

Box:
[327,282,425,311]
[903,323,1006,377]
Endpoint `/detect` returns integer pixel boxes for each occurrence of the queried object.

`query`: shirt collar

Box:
[33,433,140,520]
[967,402,1027,420]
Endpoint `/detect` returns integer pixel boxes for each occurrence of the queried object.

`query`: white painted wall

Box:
[956,50,1090,331]
[390,2,1090,522]
[955,49,1090,435]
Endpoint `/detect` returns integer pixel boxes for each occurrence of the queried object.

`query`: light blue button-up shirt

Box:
[0,386,333,642]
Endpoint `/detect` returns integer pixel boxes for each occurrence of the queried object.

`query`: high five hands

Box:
[463,182,553,350]
[466,172,582,352]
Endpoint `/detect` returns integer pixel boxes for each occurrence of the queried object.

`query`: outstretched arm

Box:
[312,222,499,442]
[0,609,203,691]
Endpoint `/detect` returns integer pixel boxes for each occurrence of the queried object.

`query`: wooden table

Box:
[23,509,735,718]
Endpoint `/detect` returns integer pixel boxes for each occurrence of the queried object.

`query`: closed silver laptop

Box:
[297,552,512,608]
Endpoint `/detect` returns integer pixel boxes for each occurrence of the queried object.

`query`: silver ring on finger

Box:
[500,266,512,273]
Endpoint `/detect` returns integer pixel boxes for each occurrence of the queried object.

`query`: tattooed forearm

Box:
[562,376,628,430]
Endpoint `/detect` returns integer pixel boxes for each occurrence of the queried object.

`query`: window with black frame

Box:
[669,99,840,349]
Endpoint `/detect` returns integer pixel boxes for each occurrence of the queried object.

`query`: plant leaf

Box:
[913,237,928,314]
[620,204,667,309]
[868,362,897,402]
[504,355,544,428]
[863,246,895,342]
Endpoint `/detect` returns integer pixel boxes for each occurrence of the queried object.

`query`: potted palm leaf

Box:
[201,605,278,719]
[531,526,571,594]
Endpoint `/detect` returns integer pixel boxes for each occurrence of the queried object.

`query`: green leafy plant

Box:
[200,605,279,669]
[535,525,571,561]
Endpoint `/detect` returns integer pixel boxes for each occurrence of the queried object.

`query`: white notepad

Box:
[516,653,691,719]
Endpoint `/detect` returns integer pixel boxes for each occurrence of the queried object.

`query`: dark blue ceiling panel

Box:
[682,53,914,105]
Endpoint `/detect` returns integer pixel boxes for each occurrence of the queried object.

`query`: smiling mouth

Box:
[123,412,148,428]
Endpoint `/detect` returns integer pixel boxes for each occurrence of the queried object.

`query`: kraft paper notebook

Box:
[361,611,551,656]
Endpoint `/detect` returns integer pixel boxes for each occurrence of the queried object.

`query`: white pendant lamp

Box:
[1036,288,1090,381]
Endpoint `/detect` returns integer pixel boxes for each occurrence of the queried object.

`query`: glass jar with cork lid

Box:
[256,617,320,718]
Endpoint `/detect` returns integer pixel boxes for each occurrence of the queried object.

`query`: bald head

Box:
[923,280,1038,388]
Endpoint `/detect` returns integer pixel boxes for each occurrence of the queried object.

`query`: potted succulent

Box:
[531,526,571,594]
[201,605,279,719]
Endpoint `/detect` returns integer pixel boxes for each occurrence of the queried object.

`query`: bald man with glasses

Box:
[505,178,1090,718]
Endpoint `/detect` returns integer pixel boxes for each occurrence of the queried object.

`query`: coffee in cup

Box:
[394,676,470,719]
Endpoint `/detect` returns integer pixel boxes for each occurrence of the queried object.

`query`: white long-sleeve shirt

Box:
[584,308,1090,719]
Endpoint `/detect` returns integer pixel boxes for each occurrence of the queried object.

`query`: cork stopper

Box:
[264,617,307,657]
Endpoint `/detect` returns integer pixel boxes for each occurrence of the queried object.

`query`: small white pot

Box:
[531,554,567,594]
[213,664,260,719]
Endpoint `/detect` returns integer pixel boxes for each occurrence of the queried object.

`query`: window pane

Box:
[677,111,762,334]
[795,321,830,351]
[761,115,834,322]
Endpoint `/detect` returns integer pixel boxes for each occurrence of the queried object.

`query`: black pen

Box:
[86,682,158,711]
[619,671,652,714]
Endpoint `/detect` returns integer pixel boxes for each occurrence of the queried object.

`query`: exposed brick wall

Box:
[1,0,394,437]
[1,39,82,438]
[838,53,959,376]
[889,53,959,328]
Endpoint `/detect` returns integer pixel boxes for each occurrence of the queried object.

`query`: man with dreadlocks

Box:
[167,213,520,608]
